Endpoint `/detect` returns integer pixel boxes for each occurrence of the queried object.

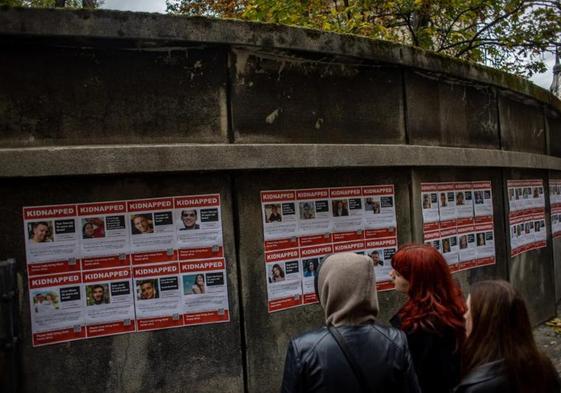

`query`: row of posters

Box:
[551,179,561,240]
[421,181,496,271]
[261,185,398,313]
[24,194,230,347]
[507,180,547,256]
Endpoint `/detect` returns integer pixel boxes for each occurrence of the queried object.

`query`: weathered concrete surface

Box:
[504,169,556,324]
[0,41,228,147]
[499,94,546,154]
[547,109,561,158]
[1,144,561,178]
[0,174,243,393]
[235,169,412,393]
[552,170,561,304]
[405,71,499,148]
[231,49,405,144]
[1,7,560,112]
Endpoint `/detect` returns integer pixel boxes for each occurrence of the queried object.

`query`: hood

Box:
[318,252,379,326]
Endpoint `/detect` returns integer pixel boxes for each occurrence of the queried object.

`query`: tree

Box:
[0,0,102,8]
[166,0,561,77]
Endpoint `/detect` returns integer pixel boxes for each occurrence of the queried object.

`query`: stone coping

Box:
[1,144,560,177]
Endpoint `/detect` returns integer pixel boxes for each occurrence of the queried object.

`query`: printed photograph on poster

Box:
[23,204,80,273]
[127,197,176,257]
[82,267,135,338]
[421,183,440,226]
[300,244,333,304]
[475,224,495,265]
[28,272,85,346]
[180,259,230,325]
[363,239,396,291]
[329,187,364,232]
[362,185,396,230]
[265,248,303,312]
[261,190,298,240]
[175,195,223,251]
[454,183,474,225]
[296,189,332,236]
[78,201,130,270]
[437,183,457,225]
[133,261,183,331]
[473,182,493,218]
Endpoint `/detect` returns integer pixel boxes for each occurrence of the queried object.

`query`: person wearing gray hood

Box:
[280,252,421,393]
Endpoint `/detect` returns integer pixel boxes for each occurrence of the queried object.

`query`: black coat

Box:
[453,360,511,393]
[280,324,421,393]
[391,314,461,393]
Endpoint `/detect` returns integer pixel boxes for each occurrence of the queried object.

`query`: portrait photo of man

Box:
[180,209,200,230]
[265,204,282,223]
[87,284,109,306]
[137,280,159,300]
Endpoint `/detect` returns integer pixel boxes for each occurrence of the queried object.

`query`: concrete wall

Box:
[1,7,561,393]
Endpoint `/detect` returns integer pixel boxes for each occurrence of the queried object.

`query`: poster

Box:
[507,180,546,256]
[180,258,230,326]
[83,267,135,337]
[23,193,229,346]
[23,204,80,276]
[261,184,398,313]
[28,272,85,346]
[78,201,130,271]
[551,179,561,239]
[421,181,495,272]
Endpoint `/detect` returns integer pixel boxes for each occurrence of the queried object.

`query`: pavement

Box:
[535,306,561,374]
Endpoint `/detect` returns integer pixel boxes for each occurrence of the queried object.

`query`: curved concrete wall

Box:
[0,7,560,393]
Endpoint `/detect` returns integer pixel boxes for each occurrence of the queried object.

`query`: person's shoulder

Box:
[370,323,408,348]
[454,360,508,393]
[290,326,330,353]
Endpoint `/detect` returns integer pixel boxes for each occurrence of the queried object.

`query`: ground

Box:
[535,305,561,374]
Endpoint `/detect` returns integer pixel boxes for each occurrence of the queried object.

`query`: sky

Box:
[100,0,556,91]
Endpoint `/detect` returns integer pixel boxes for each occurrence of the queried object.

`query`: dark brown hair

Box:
[463,280,559,392]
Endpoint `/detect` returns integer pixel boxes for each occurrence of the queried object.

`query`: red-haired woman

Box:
[390,244,466,393]
[455,280,560,393]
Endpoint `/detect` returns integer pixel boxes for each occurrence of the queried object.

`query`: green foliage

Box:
[0,0,101,8]
[166,0,561,77]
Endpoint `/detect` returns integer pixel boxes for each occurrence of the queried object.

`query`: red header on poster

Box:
[83,267,131,283]
[362,185,394,196]
[295,188,329,199]
[133,262,179,278]
[127,197,174,212]
[29,272,81,289]
[174,194,220,208]
[261,190,295,202]
[329,187,362,198]
[180,259,225,273]
[300,244,333,258]
[23,204,76,220]
[77,201,127,216]
[265,249,299,263]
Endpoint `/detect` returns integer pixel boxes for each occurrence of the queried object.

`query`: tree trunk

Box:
[54,0,66,7]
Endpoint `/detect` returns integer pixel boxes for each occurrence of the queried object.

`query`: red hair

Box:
[391,244,466,347]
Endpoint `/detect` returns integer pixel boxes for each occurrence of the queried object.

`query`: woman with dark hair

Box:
[191,274,205,294]
[390,244,466,393]
[270,264,285,282]
[455,280,560,393]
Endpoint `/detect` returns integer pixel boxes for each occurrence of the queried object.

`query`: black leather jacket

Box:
[391,314,461,393]
[453,360,510,393]
[280,324,421,393]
